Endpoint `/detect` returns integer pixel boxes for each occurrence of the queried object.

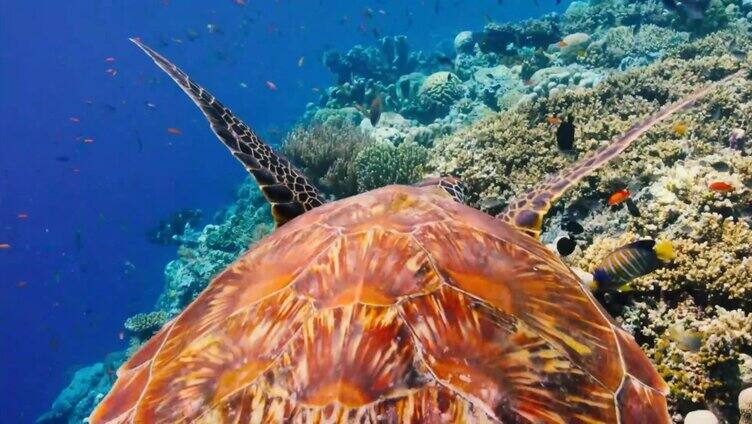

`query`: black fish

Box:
[556,115,575,151]
[625,198,641,217]
[563,220,584,235]
[75,230,83,251]
[556,236,576,256]
[55,156,70,162]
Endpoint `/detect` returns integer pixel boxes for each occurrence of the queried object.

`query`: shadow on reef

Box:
[40,1,752,422]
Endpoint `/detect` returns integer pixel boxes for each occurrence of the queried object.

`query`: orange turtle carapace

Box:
[89,38,743,423]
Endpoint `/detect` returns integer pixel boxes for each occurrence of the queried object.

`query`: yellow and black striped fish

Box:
[592,239,675,291]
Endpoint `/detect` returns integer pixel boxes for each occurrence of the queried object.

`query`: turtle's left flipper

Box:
[130,38,324,227]
[499,70,744,239]
[414,175,469,204]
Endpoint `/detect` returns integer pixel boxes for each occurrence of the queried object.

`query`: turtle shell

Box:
[90,185,669,423]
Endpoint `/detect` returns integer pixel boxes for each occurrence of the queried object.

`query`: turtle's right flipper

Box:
[130,38,324,227]
[498,70,744,239]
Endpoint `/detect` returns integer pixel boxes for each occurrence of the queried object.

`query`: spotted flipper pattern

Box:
[414,175,469,204]
[499,71,743,239]
[131,38,324,227]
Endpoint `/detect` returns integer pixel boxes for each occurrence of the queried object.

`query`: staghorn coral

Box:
[354,141,428,191]
[281,123,373,198]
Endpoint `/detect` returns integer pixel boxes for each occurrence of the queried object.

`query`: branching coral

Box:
[281,123,373,198]
[354,141,428,191]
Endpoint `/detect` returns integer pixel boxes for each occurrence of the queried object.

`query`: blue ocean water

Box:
[0,1,569,421]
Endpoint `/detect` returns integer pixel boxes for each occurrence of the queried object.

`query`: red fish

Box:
[0,243,11,249]
[265,81,278,91]
[17,213,29,220]
[607,189,630,206]
[105,57,116,63]
[708,181,733,192]
[69,117,81,123]
[546,115,562,126]
[167,127,182,136]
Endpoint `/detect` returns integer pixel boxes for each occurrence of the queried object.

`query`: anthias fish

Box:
[708,181,734,192]
[607,189,630,206]
[593,239,675,291]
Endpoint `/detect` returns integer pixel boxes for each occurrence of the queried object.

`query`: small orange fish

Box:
[105,56,116,63]
[0,243,11,249]
[672,122,688,136]
[546,115,562,126]
[167,127,182,136]
[708,181,733,192]
[69,117,80,123]
[234,0,246,5]
[607,189,630,206]
[557,40,568,48]
[17,213,29,220]
[83,137,94,144]
[265,81,278,91]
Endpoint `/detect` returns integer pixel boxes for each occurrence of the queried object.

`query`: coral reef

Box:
[281,123,373,199]
[431,29,751,421]
[41,1,752,422]
[123,310,168,340]
[145,208,202,245]
[36,352,125,424]
[354,141,428,191]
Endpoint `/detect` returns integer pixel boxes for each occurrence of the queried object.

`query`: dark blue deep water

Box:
[0,1,568,421]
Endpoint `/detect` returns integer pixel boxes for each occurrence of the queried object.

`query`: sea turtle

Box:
[90,38,740,423]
